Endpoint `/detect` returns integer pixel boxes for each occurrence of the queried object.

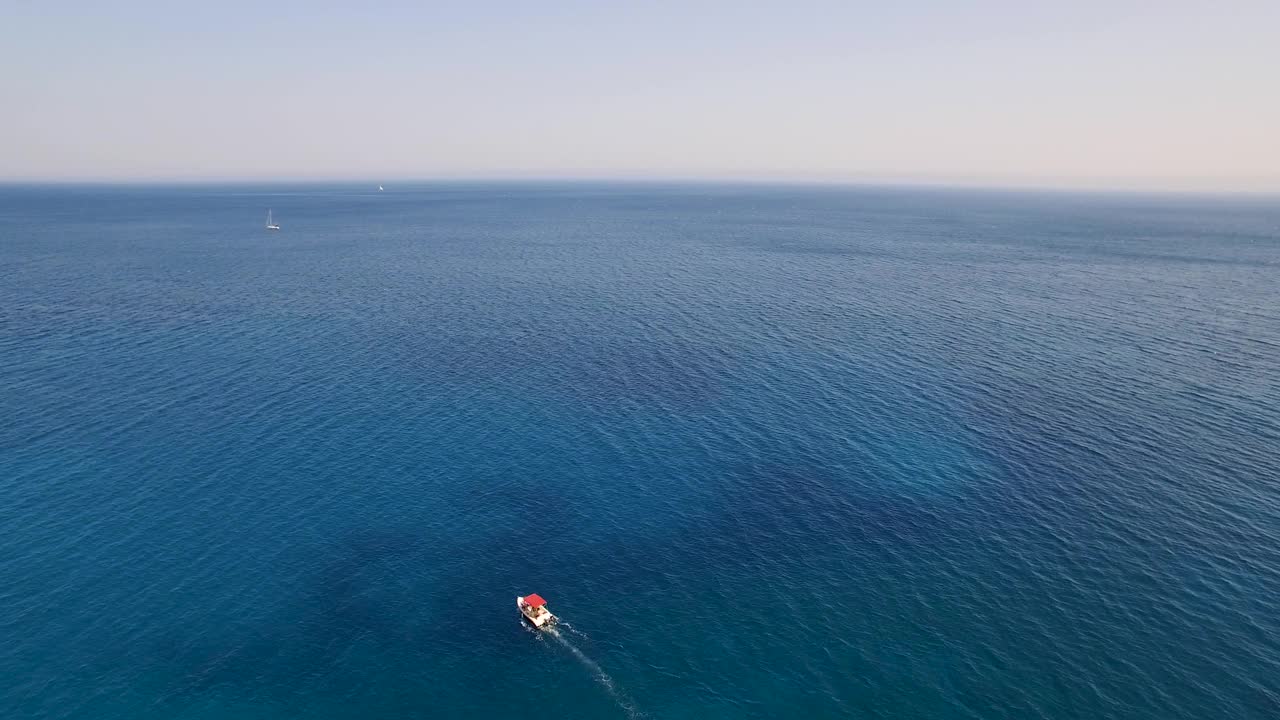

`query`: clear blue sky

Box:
[4,1,1278,189]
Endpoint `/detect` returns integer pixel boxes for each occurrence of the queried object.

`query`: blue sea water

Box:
[2,182,1279,719]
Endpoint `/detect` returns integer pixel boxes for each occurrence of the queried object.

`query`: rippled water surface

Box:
[2,183,1279,718]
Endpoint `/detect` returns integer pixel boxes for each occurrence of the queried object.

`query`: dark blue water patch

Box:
[142,523,631,718]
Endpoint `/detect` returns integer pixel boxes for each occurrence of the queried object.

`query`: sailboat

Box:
[378,185,384,192]
[265,209,280,231]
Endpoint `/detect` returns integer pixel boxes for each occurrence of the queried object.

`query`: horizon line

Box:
[3,175,1279,198]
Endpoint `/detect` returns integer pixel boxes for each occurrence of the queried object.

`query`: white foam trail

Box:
[546,626,642,719]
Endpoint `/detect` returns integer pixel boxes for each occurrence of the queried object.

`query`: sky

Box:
[3,1,1278,190]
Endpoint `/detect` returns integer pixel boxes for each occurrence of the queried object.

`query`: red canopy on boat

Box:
[523,594,547,608]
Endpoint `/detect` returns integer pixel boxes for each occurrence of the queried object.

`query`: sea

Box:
[2,182,1278,719]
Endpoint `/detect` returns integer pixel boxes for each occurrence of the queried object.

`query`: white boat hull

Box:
[517,596,556,628]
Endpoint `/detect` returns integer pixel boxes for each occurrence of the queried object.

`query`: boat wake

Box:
[545,626,643,719]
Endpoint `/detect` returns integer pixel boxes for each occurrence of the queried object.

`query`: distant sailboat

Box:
[378,185,384,191]
[265,209,280,231]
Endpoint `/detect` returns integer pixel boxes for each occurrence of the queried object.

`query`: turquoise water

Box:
[2,183,1279,718]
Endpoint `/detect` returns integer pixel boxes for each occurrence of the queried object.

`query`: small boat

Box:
[378,185,384,191]
[517,593,556,628]
[265,209,280,231]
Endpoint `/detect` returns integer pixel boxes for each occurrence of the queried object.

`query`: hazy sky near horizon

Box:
[3,1,1278,189]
